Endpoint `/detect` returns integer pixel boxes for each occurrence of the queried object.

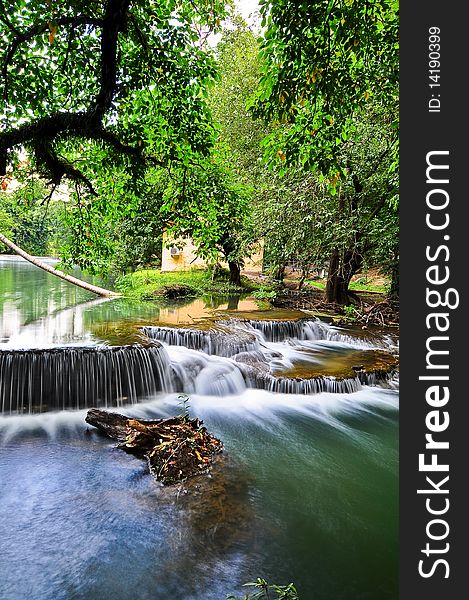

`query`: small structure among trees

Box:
[161,234,264,276]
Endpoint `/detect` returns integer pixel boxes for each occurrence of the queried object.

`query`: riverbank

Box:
[273,287,399,328]
[116,268,264,300]
[114,268,399,327]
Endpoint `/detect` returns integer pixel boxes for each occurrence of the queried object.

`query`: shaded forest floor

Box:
[273,287,399,328]
[252,268,399,329]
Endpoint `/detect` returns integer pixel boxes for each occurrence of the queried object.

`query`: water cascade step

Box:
[229,318,381,346]
[0,317,398,414]
[0,344,172,414]
[141,325,260,357]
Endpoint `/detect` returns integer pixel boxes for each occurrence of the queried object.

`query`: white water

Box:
[0,259,399,600]
[0,385,398,443]
[1,315,398,414]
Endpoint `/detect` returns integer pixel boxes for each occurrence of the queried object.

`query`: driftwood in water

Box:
[0,233,120,297]
[85,409,223,484]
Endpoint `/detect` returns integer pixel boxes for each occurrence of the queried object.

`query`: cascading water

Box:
[0,344,172,414]
[229,317,396,349]
[0,258,399,600]
[141,325,260,357]
[149,317,398,398]
[0,314,397,414]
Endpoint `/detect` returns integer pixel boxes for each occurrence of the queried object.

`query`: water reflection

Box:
[0,257,265,348]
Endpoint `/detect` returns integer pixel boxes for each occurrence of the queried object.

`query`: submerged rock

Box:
[273,348,399,381]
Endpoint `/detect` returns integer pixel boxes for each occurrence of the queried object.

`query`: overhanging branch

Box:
[0,0,133,188]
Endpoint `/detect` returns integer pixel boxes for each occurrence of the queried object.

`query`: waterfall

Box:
[224,318,380,347]
[245,370,395,395]
[0,344,172,415]
[142,318,385,352]
[154,317,398,398]
[0,317,398,414]
[141,325,260,357]
[162,344,397,398]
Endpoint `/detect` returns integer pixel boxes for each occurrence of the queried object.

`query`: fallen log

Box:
[85,408,223,484]
[0,233,120,297]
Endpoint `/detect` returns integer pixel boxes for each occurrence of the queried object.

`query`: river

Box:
[0,256,398,600]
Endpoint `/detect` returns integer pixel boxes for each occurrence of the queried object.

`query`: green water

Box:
[0,257,399,599]
[0,257,254,346]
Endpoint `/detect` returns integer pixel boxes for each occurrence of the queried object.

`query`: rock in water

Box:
[85,409,223,484]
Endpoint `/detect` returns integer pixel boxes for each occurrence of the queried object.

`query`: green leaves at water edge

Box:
[227,577,299,600]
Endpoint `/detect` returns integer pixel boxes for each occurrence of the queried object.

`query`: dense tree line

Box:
[0,0,399,300]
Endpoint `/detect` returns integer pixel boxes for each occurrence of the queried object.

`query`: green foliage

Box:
[227,578,299,600]
[58,165,166,276]
[343,304,358,323]
[0,207,14,239]
[0,2,260,279]
[256,170,328,280]
[0,0,248,278]
[0,1,399,304]
[245,0,399,301]
[162,160,257,268]
[210,17,268,182]
[177,393,191,421]
[252,0,399,177]
[1,0,227,185]
[210,17,326,281]
[116,267,257,300]
[253,287,277,302]
[0,178,69,255]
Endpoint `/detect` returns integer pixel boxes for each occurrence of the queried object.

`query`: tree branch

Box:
[2,16,104,103]
[0,0,134,188]
[91,0,131,121]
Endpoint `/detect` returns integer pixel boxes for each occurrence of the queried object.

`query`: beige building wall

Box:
[242,240,264,273]
[161,234,264,274]
[161,235,206,272]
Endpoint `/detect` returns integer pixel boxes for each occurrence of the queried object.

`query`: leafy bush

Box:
[253,287,278,302]
[343,304,358,323]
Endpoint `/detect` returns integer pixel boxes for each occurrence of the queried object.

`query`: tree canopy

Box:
[1,1,400,303]
[0,0,226,191]
[252,0,399,177]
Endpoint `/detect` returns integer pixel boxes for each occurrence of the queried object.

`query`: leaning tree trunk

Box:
[0,232,119,297]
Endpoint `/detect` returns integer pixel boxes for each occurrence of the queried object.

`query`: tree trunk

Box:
[86,408,167,443]
[297,267,308,290]
[272,263,285,284]
[0,232,120,297]
[389,258,399,299]
[325,248,362,304]
[342,249,363,291]
[326,249,346,304]
[228,260,242,286]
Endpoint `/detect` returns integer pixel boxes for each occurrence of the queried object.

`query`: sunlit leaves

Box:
[0,0,227,181]
[252,0,399,177]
